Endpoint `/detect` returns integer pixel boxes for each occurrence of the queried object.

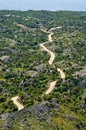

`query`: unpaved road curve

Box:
[45,81,57,95]
[40,29,56,65]
[57,68,65,79]
[14,23,28,29]
[40,27,61,65]
[48,32,54,42]
[11,96,24,111]
[40,42,55,65]
[46,68,65,95]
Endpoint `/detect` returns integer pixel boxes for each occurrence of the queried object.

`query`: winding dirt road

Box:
[40,26,65,94]
[40,42,55,65]
[11,26,65,110]
[40,27,61,65]
[14,23,28,29]
[40,29,55,65]
[11,96,24,111]
[57,68,65,79]
[45,81,57,95]
[48,32,54,42]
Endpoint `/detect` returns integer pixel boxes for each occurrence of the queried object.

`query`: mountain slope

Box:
[0,10,86,130]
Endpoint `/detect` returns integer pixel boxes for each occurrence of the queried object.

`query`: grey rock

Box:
[0,55,10,62]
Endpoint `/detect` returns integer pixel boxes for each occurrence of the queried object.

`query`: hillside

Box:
[0,10,86,130]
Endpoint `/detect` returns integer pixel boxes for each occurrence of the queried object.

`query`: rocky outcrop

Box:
[0,100,59,130]
[0,55,10,62]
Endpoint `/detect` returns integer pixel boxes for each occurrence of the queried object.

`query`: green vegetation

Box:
[0,10,86,130]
